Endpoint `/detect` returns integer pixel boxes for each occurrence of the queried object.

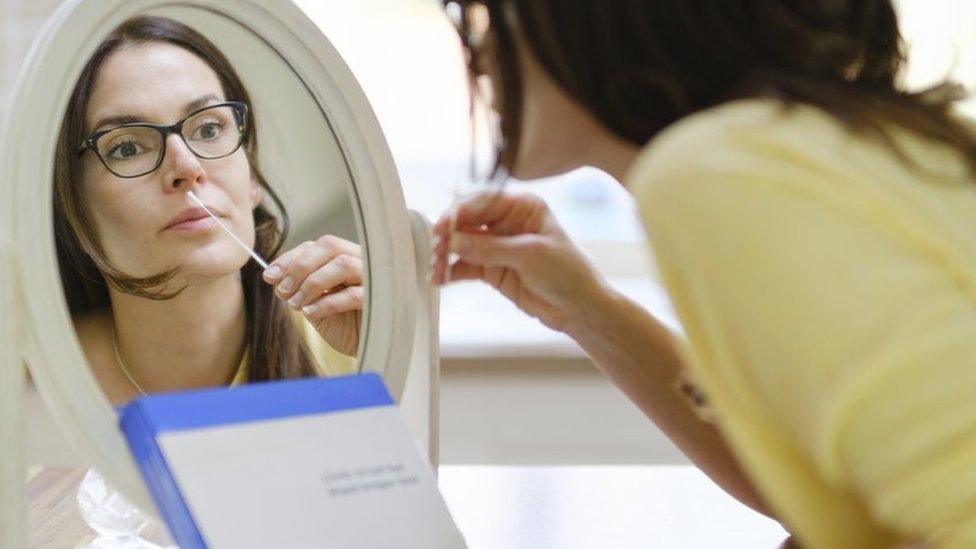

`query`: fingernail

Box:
[302,303,317,316]
[278,277,294,293]
[264,265,282,280]
[431,235,442,249]
[288,291,305,309]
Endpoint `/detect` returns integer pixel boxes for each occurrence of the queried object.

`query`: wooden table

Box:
[27,466,94,548]
[27,466,170,548]
[29,465,788,548]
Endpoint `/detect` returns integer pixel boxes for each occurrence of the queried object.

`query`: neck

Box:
[108,272,248,393]
[585,131,641,184]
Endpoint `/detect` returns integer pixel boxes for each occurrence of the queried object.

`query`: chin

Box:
[179,248,251,281]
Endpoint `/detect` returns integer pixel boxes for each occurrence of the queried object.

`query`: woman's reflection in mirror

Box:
[53,16,362,406]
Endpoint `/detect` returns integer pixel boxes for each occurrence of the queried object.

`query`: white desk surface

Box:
[28,465,788,547]
[439,276,682,359]
[439,465,789,549]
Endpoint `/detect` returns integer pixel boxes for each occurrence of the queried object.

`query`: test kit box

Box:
[119,373,465,548]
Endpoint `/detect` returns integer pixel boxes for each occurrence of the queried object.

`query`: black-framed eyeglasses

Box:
[77,101,248,179]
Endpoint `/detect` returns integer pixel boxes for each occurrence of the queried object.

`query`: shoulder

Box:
[627,98,847,200]
[622,98,933,247]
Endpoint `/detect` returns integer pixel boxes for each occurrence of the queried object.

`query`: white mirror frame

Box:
[0,0,420,521]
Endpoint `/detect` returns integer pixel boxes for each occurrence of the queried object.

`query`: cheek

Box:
[509,75,585,180]
[80,176,162,272]
[225,153,256,207]
[80,166,134,238]
[210,152,258,235]
[509,91,553,179]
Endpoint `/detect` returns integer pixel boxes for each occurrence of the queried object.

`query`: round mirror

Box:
[5,0,418,515]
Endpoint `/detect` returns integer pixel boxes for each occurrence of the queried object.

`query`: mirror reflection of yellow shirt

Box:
[629,99,976,548]
[230,312,357,385]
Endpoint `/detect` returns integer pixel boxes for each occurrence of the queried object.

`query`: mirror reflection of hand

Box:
[430,190,608,335]
[262,235,363,357]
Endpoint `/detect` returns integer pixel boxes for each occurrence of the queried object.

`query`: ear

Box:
[250,176,263,209]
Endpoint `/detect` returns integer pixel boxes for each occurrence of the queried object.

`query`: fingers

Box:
[450,189,532,228]
[430,231,541,285]
[302,285,365,323]
[430,189,553,286]
[262,235,360,299]
[286,255,363,310]
[443,261,485,283]
[263,241,316,281]
[432,189,548,240]
[453,232,539,266]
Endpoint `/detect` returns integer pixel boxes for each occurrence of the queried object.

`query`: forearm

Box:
[564,282,775,519]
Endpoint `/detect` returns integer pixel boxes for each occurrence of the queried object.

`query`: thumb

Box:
[451,232,540,269]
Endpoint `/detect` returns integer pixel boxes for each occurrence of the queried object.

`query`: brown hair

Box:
[447,0,976,179]
[53,15,318,381]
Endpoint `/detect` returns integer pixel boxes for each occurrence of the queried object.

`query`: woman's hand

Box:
[430,189,609,335]
[262,235,363,357]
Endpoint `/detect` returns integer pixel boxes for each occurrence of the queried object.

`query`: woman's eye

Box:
[193,122,223,140]
[108,141,142,160]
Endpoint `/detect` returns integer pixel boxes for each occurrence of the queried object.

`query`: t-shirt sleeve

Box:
[630,124,976,546]
[294,311,358,377]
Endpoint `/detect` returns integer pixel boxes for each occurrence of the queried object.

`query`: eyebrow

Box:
[91,94,223,132]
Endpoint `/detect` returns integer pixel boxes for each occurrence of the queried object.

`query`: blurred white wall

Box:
[0,0,63,122]
[896,0,976,116]
[294,0,472,163]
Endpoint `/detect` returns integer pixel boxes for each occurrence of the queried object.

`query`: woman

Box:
[432,1,976,547]
[54,16,364,406]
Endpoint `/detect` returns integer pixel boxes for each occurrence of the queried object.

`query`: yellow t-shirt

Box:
[230,312,357,385]
[629,98,976,548]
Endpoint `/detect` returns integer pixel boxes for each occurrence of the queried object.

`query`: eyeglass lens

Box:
[94,104,242,177]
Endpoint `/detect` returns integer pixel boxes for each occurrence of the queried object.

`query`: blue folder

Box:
[118,373,395,549]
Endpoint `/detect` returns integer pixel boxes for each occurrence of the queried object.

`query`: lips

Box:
[164,205,224,231]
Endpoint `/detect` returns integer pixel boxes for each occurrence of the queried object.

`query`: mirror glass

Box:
[53,6,366,407]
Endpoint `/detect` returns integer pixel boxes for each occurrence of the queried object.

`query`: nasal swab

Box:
[186,190,269,270]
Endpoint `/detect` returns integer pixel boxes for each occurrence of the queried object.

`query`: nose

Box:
[161,133,205,194]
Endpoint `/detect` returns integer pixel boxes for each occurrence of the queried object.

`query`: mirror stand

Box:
[0,232,26,548]
[402,211,441,468]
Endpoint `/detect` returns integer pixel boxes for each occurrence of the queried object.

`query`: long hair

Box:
[53,15,318,381]
[447,0,976,179]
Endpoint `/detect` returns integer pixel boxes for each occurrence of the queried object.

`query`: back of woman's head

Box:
[449,0,975,176]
